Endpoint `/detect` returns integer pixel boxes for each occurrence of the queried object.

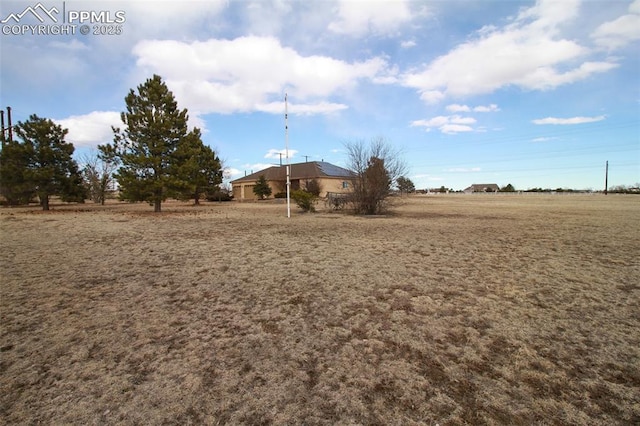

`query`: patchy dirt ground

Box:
[1,195,639,425]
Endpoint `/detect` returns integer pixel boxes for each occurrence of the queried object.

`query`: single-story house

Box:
[464,183,500,193]
[231,161,354,200]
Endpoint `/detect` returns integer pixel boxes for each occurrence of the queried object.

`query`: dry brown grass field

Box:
[1,194,638,425]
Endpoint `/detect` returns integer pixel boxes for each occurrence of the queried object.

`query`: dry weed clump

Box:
[1,195,638,424]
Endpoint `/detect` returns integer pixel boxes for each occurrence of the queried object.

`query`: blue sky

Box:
[1,0,638,191]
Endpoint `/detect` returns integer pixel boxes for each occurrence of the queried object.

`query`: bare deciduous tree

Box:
[81,151,117,205]
[345,137,407,215]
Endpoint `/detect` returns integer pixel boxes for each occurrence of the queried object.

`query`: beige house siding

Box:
[232,182,286,201]
[231,161,353,201]
[315,177,349,196]
[232,178,350,200]
[290,177,350,197]
[232,184,256,200]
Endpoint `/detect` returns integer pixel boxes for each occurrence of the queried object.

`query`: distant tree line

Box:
[525,187,588,193]
[608,184,640,194]
[0,75,225,211]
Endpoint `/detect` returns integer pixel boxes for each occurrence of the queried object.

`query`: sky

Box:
[1,0,638,191]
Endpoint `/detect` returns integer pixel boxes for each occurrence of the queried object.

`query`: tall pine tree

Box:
[0,115,85,210]
[173,128,222,205]
[0,139,34,205]
[101,75,193,212]
[252,175,272,199]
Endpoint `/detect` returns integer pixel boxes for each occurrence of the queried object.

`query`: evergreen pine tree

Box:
[253,175,272,199]
[173,128,222,205]
[100,75,190,212]
[0,115,84,210]
[500,183,516,192]
[396,176,415,195]
[0,139,34,205]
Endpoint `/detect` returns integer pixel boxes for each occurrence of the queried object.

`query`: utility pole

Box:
[1,106,15,146]
[604,160,609,195]
[7,106,13,142]
[0,109,5,146]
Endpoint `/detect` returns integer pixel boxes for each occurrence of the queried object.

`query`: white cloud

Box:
[55,111,121,148]
[132,36,393,115]
[243,163,276,174]
[411,115,476,134]
[532,115,606,125]
[223,167,241,179]
[446,103,500,113]
[591,0,640,49]
[400,40,417,49]
[411,116,449,128]
[328,0,412,37]
[446,104,471,112]
[515,0,581,29]
[265,148,299,160]
[450,116,476,124]
[513,61,618,90]
[402,0,617,103]
[56,109,206,149]
[187,114,208,133]
[440,124,474,134]
[256,101,348,115]
[419,90,445,104]
[473,104,500,112]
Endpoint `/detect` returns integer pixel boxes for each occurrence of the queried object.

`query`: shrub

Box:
[304,179,322,197]
[291,189,317,212]
[205,188,233,202]
[274,191,287,199]
[345,138,407,215]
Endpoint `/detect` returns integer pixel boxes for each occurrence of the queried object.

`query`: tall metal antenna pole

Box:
[285,94,291,218]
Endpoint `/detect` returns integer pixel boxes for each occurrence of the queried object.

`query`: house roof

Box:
[464,183,500,192]
[231,161,353,183]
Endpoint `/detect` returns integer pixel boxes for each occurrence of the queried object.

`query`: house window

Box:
[342,181,349,189]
